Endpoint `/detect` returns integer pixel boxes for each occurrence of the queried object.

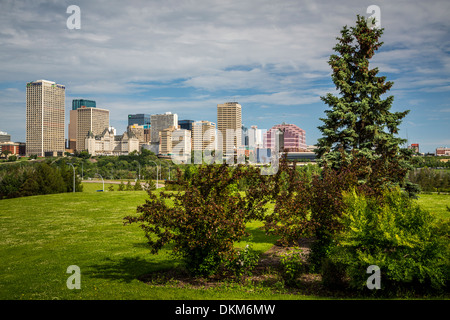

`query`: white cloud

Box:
[0,0,448,152]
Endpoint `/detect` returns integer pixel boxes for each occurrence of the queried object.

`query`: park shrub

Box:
[124,163,273,277]
[327,187,449,295]
[279,247,304,287]
[225,244,260,281]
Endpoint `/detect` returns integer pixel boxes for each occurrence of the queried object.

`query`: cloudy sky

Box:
[0,0,449,153]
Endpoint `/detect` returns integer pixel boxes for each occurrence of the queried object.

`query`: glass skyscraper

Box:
[72,99,96,110]
[128,114,151,128]
[178,119,194,131]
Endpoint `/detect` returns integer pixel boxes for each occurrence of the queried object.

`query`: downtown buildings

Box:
[22,79,312,161]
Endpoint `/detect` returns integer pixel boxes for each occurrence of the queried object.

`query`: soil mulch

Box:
[137,238,354,297]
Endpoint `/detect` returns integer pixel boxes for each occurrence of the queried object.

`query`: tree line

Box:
[0,162,83,200]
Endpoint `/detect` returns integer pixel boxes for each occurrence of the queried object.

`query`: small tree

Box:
[133,180,142,191]
[144,179,156,191]
[126,180,133,191]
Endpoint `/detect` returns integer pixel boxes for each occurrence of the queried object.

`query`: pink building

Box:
[264,123,306,152]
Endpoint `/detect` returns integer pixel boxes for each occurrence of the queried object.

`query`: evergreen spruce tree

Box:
[316,15,412,185]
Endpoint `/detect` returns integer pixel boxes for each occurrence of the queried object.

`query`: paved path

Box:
[82,180,164,188]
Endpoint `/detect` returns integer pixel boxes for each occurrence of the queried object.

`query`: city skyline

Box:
[0,0,449,154]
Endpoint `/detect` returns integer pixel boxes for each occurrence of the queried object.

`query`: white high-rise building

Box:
[26,80,65,156]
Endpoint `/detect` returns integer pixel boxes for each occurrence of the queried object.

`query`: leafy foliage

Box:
[329,188,449,294]
[279,247,304,287]
[0,162,83,199]
[225,244,260,281]
[124,164,274,277]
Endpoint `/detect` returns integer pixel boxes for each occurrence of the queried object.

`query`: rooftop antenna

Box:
[405,128,409,147]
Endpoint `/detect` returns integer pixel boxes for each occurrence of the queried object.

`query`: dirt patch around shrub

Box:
[137,238,357,297]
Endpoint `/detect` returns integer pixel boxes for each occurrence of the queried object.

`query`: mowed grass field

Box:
[0,183,448,300]
[0,186,283,300]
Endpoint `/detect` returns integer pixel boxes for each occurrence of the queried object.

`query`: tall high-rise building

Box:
[192,120,216,151]
[128,114,151,128]
[150,112,178,144]
[76,107,110,151]
[26,80,65,156]
[217,102,242,157]
[68,99,97,150]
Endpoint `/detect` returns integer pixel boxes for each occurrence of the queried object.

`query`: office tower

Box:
[242,125,248,146]
[0,131,11,143]
[72,99,96,110]
[171,129,191,162]
[192,120,216,151]
[68,99,97,151]
[248,125,263,148]
[159,126,177,154]
[26,80,65,157]
[150,112,178,144]
[128,114,151,128]
[178,119,194,131]
[264,122,306,152]
[76,107,110,151]
[217,102,242,156]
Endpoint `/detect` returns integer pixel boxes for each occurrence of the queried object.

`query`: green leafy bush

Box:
[279,247,304,287]
[124,164,273,277]
[226,244,260,280]
[329,187,449,294]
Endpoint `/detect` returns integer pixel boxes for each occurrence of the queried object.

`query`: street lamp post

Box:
[149,160,160,189]
[138,162,141,180]
[95,173,104,191]
[68,163,75,193]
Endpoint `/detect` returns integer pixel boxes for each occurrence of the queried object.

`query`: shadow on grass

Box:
[85,256,179,283]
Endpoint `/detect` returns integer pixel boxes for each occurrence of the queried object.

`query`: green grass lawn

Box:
[416,193,450,221]
[0,189,448,300]
[0,190,289,300]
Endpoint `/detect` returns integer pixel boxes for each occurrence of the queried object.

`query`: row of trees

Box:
[0,162,83,200]
[408,168,450,193]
